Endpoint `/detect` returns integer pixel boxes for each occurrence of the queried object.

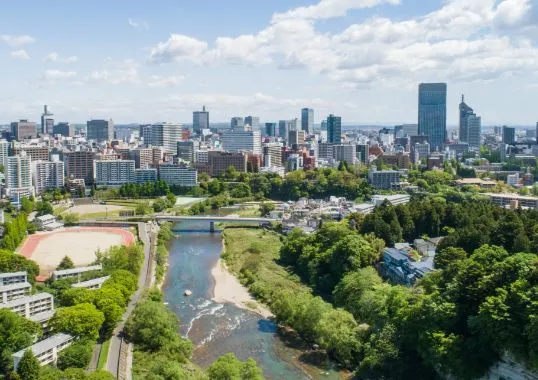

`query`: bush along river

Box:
[162,220,346,379]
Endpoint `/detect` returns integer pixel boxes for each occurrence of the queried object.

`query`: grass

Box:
[97,339,111,370]
[235,205,261,217]
[53,205,69,216]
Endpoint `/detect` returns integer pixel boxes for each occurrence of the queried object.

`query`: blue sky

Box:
[0,0,537,125]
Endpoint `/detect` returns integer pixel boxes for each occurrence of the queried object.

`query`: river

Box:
[162,221,345,380]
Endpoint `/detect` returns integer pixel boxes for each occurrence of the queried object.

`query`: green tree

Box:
[57,341,93,370]
[207,353,263,380]
[20,197,34,213]
[17,349,40,380]
[259,202,275,217]
[62,213,80,226]
[230,183,251,199]
[434,247,467,270]
[57,256,75,270]
[50,303,105,341]
[35,201,54,216]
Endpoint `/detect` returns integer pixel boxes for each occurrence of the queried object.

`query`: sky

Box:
[0,0,537,126]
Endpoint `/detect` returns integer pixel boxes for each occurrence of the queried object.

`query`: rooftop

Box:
[12,333,72,359]
[53,264,102,277]
[1,292,53,308]
[71,276,110,288]
[0,271,27,279]
[28,309,56,323]
[0,282,31,292]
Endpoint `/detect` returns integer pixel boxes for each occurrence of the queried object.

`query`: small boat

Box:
[184,289,192,296]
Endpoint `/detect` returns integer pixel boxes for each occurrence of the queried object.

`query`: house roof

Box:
[12,333,72,359]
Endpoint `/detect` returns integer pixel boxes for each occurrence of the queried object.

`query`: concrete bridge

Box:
[155,215,277,232]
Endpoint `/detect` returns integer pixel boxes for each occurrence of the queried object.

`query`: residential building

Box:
[383,247,435,286]
[86,119,114,141]
[231,117,244,130]
[5,153,33,201]
[356,144,369,164]
[158,165,198,187]
[0,293,54,319]
[502,126,516,145]
[149,123,182,154]
[368,167,400,189]
[152,146,164,166]
[12,144,49,162]
[177,141,198,163]
[263,144,283,167]
[0,140,9,166]
[32,156,64,195]
[285,154,303,171]
[71,276,110,290]
[245,116,260,129]
[327,114,342,144]
[64,150,95,185]
[459,95,481,148]
[11,120,37,140]
[0,282,31,303]
[195,149,209,164]
[301,108,314,134]
[486,193,538,209]
[427,155,444,169]
[0,271,27,286]
[318,143,334,160]
[135,168,158,184]
[221,129,262,155]
[208,151,247,177]
[418,83,447,150]
[12,333,74,369]
[414,142,430,163]
[265,123,277,137]
[333,144,356,164]
[129,148,153,169]
[380,152,411,169]
[53,122,74,137]
[94,160,135,187]
[193,106,209,134]
[52,265,102,281]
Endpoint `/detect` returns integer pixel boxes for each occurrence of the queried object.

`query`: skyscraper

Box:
[418,83,447,150]
[5,152,33,200]
[41,105,54,135]
[11,120,37,140]
[87,119,114,141]
[502,126,516,145]
[264,123,276,137]
[150,123,182,154]
[231,117,244,130]
[193,106,209,134]
[278,119,298,139]
[327,115,342,144]
[245,116,260,130]
[459,95,481,148]
[301,108,314,135]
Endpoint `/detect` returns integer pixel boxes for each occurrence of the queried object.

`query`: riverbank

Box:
[211,258,273,319]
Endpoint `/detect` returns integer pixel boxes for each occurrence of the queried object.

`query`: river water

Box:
[162,221,345,380]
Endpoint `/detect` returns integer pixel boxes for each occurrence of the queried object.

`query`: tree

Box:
[0,310,41,374]
[57,256,75,270]
[207,353,263,380]
[434,247,467,270]
[135,202,151,215]
[230,183,251,199]
[35,201,54,216]
[0,250,39,283]
[62,213,80,226]
[57,341,93,370]
[152,198,168,213]
[50,303,105,341]
[259,202,275,217]
[17,350,40,380]
[20,197,34,213]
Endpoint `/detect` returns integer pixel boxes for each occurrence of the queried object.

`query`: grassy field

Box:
[97,339,110,369]
[221,228,311,303]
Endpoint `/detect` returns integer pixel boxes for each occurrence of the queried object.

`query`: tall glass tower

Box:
[327,114,342,144]
[193,106,209,134]
[459,95,481,148]
[301,108,314,134]
[418,83,447,150]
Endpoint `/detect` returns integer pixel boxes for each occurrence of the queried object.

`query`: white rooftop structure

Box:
[0,271,27,286]
[371,194,411,206]
[71,276,110,289]
[52,265,102,281]
[12,333,73,369]
[0,282,31,303]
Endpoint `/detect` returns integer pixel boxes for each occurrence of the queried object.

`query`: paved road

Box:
[106,222,153,377]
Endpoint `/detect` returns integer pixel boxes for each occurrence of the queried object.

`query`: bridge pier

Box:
[209,221,215,233]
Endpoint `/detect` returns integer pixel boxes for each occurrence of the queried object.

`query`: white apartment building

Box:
[4,153,33,200]
[158,165,198,187]
[0,271,27,286]
[13,333,74,369]
[52,265,102,281]
[71,276,110,290]
[94,160,135,187]
[0,282,31,303]
[0,293,54,319]
[32,155,65,195]
[220,130,262,155]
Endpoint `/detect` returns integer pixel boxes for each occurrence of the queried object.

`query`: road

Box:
[106,222,153,378]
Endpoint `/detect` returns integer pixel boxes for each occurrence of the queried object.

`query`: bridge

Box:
[155,215,278,232]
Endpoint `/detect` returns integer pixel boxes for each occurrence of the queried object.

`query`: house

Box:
[382,246,436,286]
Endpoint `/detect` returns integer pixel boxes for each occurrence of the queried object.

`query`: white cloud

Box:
[89,59,140,85]
[147,75,185,87]
[0,34,35,46]
[128,18,150,29]
[9,49,30,60]
[44,52,79,63]
[44,70,77,80]
[148,34,208,64]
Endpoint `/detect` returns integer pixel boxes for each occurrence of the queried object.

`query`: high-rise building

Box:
[288,130,305,147]
[12,144,49,162]
[0,140,9,166]
[327,115,342,144]
[149,123,182,154]
[64,150,95,185]
[53,122,74,137]
[356,144,369,164]
[158,165,198,187]
[193,106,209,134]
[263,144,283,167]
[231,117,244,130]
[502,126,516,145]
[278,119,298,139]
[245,116,260,130]
[459,96,481,149]
[129,148,153,169]
[94,160,135,187]
[177,141,198,163]
[221,130,262,155]
[333,144,356,164]
[301,108,314,134]
[32,156,64,195]
[139,124,152,145]
[11,120,37,140]
[401,124,418,137]
[86,119,114,141]
[418,83,447,150]
[265,123,277,137]
[208,151,247,177]
[5,153,33,200]
[318,143,334,160]
[41,105,54,135]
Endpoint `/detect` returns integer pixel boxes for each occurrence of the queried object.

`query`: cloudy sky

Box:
[0,0,537,125]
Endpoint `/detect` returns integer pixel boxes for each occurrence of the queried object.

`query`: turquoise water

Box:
[162,221,345,380]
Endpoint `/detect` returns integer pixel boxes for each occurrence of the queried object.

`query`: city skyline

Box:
[1,0,537,125]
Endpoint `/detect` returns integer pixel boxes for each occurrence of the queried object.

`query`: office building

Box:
[0,140,9,166]
[414,142,431,163]
[0,293,54,319]
[502,126,516,145]
[12,333,74,369]
[64,150,95,185]
[149,123,182,154]
[41,105,54,135]
[368,167,401,189]
[410,135,429,162]
[5,153,33,200]
[333,144,356,164]
[208,151,247,177]
[53,122,74,137]
[263,144,283,167]
[0,282,31,303]
[301,108,314,134]
[288,130,305,147]
[221,129,262,155]
[94,160,135,187]
[327,115,342,144]
[159,165,198,187]
[418,83,447,150]
[231,117,245,130]
[265,123,277,137]
[278,119,298,139]
[195,149,209,164]
[245,116,260,130]
[401,124,418,137]
[135,168,158,184]
[86,119,114,141]
[177,141,198,163]
[193,106,209,134]
[32,156,65,195]
[129,148,153,169]
[139,124,152,145]
[12,144,49,162]
[356,144,369,164]
[71,276,110,290]
[11,120,37,140]
[52,265,102,281]
[459,95,481,148]
[0,271,27,286]
[318,143,334,160]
